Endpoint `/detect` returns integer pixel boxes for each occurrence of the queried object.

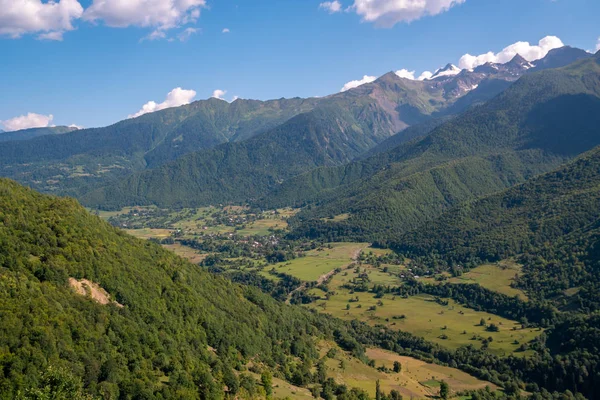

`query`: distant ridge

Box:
[0,125,78,143]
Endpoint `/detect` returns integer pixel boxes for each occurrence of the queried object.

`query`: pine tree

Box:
[439,380,449,400]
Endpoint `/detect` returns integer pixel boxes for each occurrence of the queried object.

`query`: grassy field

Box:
[449,262,527,300]
[105,205,295,238]
[271,377,314,400]
[272,243,368,281]
[310,288,539,356]
[421,261,528,300]
[162,243,207,264]
[318,342,497,399]
[125,228,173,239]
[236,217,287,236]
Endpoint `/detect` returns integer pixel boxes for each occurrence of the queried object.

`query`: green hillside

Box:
[392,146,600,263]
[0,98,320,198]
[0,178,367,398]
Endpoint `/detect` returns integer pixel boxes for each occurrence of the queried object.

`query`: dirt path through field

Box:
[286,245,366,304]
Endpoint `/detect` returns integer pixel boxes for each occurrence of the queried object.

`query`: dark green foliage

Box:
[260,371,273,398]
[0,178,359,398]
[439,380,449,400]
[392,146,600,275]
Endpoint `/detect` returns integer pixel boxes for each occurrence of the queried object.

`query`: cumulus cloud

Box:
[211,89,227,100]
[222,28,230,33]
[319,1,342,13]
[69,124,83,129]
[459,35,564,69]
[417,71,433,80]
[0,0,83,40]
[351,0,465,27]
[83,0,206,38]
[129,87,197,118]
[596,37,600,52]
[394,69,416,80]
[1,113,54,132]
[340,75,377,92]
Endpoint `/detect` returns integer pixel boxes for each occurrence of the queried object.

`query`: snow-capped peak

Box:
[429,63,461,79]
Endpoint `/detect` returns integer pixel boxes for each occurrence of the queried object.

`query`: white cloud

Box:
[144,29,167,41]
[319,1,342,13]
[222,28,230,33]
[417,71,433,80]
[459,35,564,69]
[69,124,83,129]
[340,75,377,92]
[177,27,198,41]
[38,31,67,41]
[83,0,206,38]
[596,37,600,52]
[1,113,54,132]
[394,69,416,80]
[231,96,240,102]
[0,0,83,40]
[212,89,227,100]
[351,0,465,27]
[129,87,197,118]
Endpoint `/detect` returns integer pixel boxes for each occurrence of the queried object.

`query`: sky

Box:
[0,0,599,131]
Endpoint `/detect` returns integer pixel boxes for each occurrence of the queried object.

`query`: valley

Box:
[108,206,541,358]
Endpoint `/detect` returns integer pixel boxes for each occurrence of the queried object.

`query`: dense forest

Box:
[0,178,362,398]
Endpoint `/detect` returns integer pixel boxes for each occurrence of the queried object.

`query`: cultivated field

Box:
[317,342,497,399]
[271,242,368,281]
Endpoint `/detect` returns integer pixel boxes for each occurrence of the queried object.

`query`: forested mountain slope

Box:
[81,100,401,209]
[283,54,600,242]
[0,98,320,197]
[0,178,369,398]
[392,146,600,263]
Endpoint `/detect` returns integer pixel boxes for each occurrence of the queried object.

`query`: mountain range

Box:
[77,49,600,247]
[279,52,600,241]
[0,46,591,204]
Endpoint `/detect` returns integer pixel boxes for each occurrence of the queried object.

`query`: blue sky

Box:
[0,0,599,130]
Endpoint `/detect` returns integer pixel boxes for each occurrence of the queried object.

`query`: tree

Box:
[261,371,273,398]
[239,374,257,397]
[393,361,402,373]
[390,389,403,400]
[376,379,382,400]
[223,367,239,395]
[21,366,94,400]
[439,380,449,400]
